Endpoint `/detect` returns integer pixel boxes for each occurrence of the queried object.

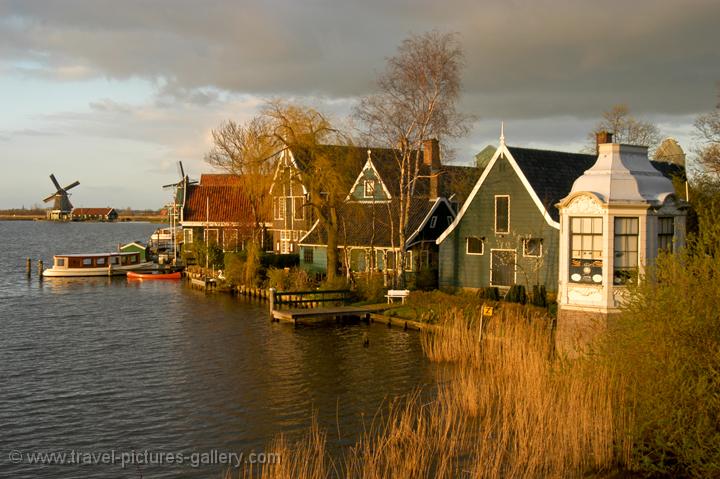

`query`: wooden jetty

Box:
[269,288,390,324]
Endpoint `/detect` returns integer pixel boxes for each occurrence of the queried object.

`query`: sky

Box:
[0,0,718,209]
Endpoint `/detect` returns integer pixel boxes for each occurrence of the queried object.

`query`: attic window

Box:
[364,180,376,198]
[429,216,437,228]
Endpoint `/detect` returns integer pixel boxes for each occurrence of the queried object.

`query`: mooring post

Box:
[26,258,32,276]
[37,260,44,279]
[269,287,276,317]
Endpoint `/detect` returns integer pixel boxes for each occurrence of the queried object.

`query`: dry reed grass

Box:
[231,303,631,478]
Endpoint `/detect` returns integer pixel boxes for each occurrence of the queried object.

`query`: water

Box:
[0,221,434,478]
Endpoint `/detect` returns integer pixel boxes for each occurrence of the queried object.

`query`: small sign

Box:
[482,305,494,317]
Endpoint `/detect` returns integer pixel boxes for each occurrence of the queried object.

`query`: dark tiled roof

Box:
[301,198,435,248]
[507,147,595,222]
[506,146,686,222]
[183,184,254,224]
[72,208,115,216]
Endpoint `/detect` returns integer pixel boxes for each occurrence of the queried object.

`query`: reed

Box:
[230,303,633,478]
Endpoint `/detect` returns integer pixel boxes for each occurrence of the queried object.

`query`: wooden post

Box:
[37,260,44,278]
[26,258,32,276]
[269,287,277,316]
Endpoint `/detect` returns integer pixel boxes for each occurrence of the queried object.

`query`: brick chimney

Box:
[596,131,613,155]
[423,138,441,199]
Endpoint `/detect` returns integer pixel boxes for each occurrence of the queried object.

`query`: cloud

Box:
[0,0,717,119]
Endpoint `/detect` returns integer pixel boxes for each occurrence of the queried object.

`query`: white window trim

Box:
[363,179,376,198]
[184,228,193,244]
[494,195,510,234]
[205,228,219,244]
[429,216,437,228]
[490,248,517,287]
[522,238,543,258]
[404,250,413,272]
[465,236,484,255]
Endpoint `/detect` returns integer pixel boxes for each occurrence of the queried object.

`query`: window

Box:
[205,229,219,245]
[570,217,603,284]
[658,217,674,253]
[419,250,430,269]
[83,258,92,266]
[523,238,543,257]
[386,251,396,271]
[350,249,367,272]
[491,250,516,286]
[184,228,193,244]
[429,216,437,228]
[56,258,65,267]
[110,256,119,265]
[404,251,413,271]
[294,198,304,220]
[303,247,314,264]
[130,255,137,264]
[466,237,484,255]
[96,257,106,265]
[495,196,510,233]
[363,180,375,198]
[376,250,385,271]
[224,229,238,251]
[278,197,286,219]
[614,217,639,285]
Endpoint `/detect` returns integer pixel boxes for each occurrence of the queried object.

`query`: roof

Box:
[72,208,115,216]
[199,174,244,186]
[506,147,596,222]
[183,183,254,224]
[439,164,481,204]
[300,198,435,249]
[437,143,685,244]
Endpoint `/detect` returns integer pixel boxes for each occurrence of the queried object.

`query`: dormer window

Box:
[363,180,375,198]
[429,216,437,228]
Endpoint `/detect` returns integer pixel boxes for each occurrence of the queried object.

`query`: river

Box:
[0,221,434,478]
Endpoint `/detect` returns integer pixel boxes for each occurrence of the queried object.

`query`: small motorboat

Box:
[127,271,182,280]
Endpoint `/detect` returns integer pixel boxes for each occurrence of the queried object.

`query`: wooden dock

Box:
[271,303,391,324]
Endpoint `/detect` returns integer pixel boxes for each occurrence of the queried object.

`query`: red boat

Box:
[127,271,182,280]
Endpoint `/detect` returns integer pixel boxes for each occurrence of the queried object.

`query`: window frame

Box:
[363,179,376,198]
[569,216,604,284]
[490,249,516,287]
[293,197,304,221]
[523,238,543,258]
[303,247,314,264]
[494,195,510,234]
[466,236,484,255]
[429,216,437,229]
[613,217,639,285]
[657,216,674,253]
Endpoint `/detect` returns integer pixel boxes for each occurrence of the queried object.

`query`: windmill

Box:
[44,174,80,220]
[162,161,197,261]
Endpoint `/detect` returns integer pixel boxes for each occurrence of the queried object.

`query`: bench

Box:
[385,289,410,304]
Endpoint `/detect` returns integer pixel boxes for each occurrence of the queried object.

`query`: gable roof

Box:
[182,175,258,225]
[300,198,437,249]
[437,143,685,244]
[72,207,116,216]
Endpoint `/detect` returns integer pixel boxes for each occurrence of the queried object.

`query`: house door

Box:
[491,250,516,286]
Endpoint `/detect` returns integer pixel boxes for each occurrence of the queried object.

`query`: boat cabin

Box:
[52,252,141,269]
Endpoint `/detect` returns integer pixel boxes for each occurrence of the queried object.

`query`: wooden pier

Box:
[269,288,391,324]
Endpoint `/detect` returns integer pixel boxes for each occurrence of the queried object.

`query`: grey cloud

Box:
[1,0,718,119]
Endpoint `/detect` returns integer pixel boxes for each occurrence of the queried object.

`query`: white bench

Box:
[386,289,410,304]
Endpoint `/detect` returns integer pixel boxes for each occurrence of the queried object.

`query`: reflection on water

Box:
[0,222,434,478]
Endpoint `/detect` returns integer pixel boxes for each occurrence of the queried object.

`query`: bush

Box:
[531,284,547,308]
[356,273,385,303]
[478,286,500,301]
[266,267,314,291]
[223,252,245,286]
[505,284,527,304]
[414,268,438,291]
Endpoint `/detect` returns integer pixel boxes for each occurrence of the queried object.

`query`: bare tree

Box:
[205,117,277,245]
[694,87,720,177]
[586,104,661,152]
[354,31,469,286]
[263,100,362,282]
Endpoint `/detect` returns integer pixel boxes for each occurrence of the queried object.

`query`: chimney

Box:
[595,131,613,155]
[423,138,441,199]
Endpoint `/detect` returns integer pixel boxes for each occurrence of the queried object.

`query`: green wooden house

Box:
[437,136,685,294]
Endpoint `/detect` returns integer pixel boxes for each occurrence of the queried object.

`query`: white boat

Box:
[42,252,154,277]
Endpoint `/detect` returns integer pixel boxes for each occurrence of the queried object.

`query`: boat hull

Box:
[127,271,181,280]
[42,262,155,277]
